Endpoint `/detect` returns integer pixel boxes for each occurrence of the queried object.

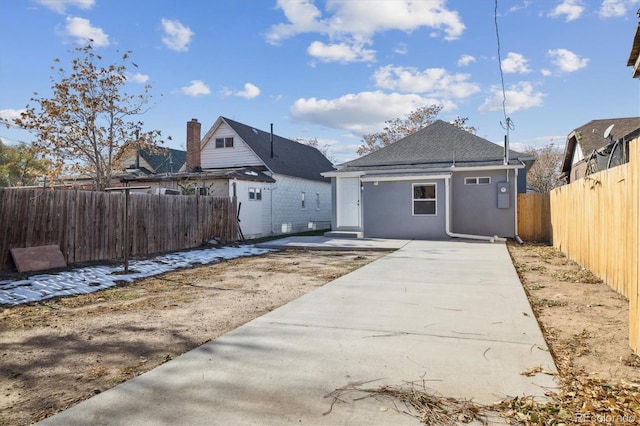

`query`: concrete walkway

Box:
[256,235,411,251]
[40,240,558,426]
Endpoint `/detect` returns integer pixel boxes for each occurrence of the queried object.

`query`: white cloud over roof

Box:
[291,91,456,135]
[372,65,480,99]
[479,82,545,114]
[161,18,194,52]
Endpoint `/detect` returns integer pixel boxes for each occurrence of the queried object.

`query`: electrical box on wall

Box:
[497,182,510,209]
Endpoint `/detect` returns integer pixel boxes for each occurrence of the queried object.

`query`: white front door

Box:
[337,177,361,228]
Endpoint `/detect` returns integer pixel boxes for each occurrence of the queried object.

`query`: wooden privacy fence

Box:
[517,193,551,242]
[550,137,639,354]
[0,188,238,272]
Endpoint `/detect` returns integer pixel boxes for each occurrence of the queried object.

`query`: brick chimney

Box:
[186,118,202,172]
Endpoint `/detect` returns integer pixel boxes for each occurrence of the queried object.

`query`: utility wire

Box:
[494,0,514,133]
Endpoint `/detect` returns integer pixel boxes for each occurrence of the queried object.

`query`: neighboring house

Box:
[628,9,640,78]
[559,117,640,183]
[120,147,187,175]
[322,120,532,241]
[123,117,334,239]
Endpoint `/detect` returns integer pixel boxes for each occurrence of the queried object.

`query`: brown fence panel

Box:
[0,189,237,272]
[518,193,551,242]
[550,137,639,354]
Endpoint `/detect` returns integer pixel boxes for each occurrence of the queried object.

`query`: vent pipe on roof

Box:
[270,123,274,158]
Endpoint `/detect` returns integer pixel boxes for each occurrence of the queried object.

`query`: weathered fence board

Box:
[550,137,639,354]
[0,188,237,272]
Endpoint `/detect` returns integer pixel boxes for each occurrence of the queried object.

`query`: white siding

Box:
[201,122,264,169]
[270,174,332,234]
[230,180,274,239]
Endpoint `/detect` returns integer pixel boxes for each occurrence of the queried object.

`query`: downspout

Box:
[444,176,506,243]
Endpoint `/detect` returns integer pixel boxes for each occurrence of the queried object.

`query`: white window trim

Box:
[464,176,491,185]
[215,137,234,149]
[412,183,437,216]
[249,187,262,201]
[301,192,306,209]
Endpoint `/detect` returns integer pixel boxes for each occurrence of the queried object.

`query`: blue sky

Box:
[1,0,639,164]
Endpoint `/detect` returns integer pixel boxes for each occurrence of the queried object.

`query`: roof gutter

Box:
[444,175,506,243]
[322,163,524,178]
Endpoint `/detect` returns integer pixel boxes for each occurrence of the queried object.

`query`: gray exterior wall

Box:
[362,179,447,239]
[450,170,516,238]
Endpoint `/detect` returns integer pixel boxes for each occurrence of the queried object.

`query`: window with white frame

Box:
[464,177,491,185]
[215,137,234,148]
[412,184,436,215]
[301,192,306,209]
[315,193,320,210]
[249,187,262,201]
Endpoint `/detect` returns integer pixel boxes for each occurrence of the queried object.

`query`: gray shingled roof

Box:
[222,117,334,182]
[340,120,522,171]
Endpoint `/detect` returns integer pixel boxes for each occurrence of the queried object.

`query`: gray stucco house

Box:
[322,120,533,241]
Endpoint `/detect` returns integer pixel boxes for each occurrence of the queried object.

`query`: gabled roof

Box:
[338,120,523,171]
[141,148,186,174]
[221,117,334,182]
[628,13,640,78]
[560,117,640,175]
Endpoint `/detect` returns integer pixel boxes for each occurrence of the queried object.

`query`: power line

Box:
[494,0,514,134]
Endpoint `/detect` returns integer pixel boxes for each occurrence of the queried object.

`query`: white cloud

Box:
[548,0,585,21]
[33,0,94,14]
[479,82,545,114]
[181,80,210,96]
[372,65,481,99]
[221,83,261,99]
[598,0,640,17]
[394,43,408,55]
[290,91,456,135]
[541,69,552,76]
[457,54,476,67]
[0,109,25,127]
[267,0,465,62]
[501,52,531,74]
[127,73,149,83]
[61,16,109,47]
[161,18,194,52]
[548,48,589,72]
[508,0,532,13]
[236,83,261,99]
[307,40,375,63]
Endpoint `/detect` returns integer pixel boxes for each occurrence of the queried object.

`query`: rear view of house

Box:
[323,120,533,241]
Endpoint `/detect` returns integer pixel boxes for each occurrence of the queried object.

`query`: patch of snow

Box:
[0,245,273,306]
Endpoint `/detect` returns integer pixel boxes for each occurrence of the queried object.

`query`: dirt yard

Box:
[1,242,639,425]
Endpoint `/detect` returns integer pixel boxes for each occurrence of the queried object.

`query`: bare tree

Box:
[356,105,475,155]
[523,144,564,193]
[295,137,335,164]
[13,44,168,191]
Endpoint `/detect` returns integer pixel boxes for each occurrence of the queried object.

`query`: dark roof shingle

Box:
[340,120,522,170]
[223,117,334,182]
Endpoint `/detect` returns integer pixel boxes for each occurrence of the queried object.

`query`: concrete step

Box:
[323,230,363,239]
